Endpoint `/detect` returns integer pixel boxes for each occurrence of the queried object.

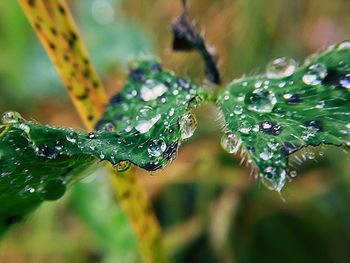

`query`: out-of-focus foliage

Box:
[72,168,141,263]
[1,0,350,263]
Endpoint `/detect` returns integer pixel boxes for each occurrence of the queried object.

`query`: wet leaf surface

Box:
[0,58,206,233]
[218,41,350,191]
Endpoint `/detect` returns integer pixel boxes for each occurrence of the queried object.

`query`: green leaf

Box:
[0,115,100,235]
[0,57,207,233]
[95,57,208,170]
[218,41,350,191]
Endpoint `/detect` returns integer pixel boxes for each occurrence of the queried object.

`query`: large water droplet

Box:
[266,57,297,78]
[244,89,277,113]
[148,139,166,157]
[302,63,327,85]
[178,112,197,140]
[2,111,23,124]
[140,81,168,101]
[261,166,286,192]
[114,161,131,172]
[220,133,241,154]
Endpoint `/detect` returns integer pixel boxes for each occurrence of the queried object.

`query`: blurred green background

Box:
[1,0,350,262]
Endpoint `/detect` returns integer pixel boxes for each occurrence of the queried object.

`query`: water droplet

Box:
[255,81,263,88]
[238,121,251,134]
[266,57,297,78]
[245,89,277,113]
[259,148,273,160]
[1,111,22,124]
[124,125,133,132]
[178,112,197,140]
[25,186,36,194]
[135,114,161,134]
[148,139,166,157]
[140,82,168,101]
[261,167,286,192]
[103,122,115,132]
[234,105,243,114]
[302,63,327,85]
[220,133,241,154]
[237,93,245,101]
[55,141,63,151]
[278,82,286,88]
[339,73,350,89]
[66,133,77,143]
[267,139,279,150]
[337,40,350,50]
[114,161,131,172]
[316,100,325,108]
[88,132,96,139]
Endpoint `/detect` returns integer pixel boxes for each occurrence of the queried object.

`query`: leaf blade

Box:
[218,42,350,191]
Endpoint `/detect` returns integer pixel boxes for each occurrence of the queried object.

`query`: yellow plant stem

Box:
[110,166,170,263]
[19,1,169,262]
[19,0,107,130]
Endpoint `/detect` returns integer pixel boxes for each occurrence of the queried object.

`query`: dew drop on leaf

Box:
[259,148,273,160]
[220,133,241,154]
[148,139,166,157]
[337,40,350,50]
[302,63,327,85]
[66,133,77,143]
[339,73,350,89]
[140,81,168,101]
[244,88,277,113]
[135,114,161,134]
[103,122,115,132]
[88,132,96,139]
[266,57,297,78]
[261,166,286,192]
[1,111,23,124]
[233,105,243,115]
[178,112,197,140]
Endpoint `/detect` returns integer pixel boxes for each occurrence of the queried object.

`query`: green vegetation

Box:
[1,0,350,263]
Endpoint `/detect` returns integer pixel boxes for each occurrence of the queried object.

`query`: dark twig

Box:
[172,1,221,84]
